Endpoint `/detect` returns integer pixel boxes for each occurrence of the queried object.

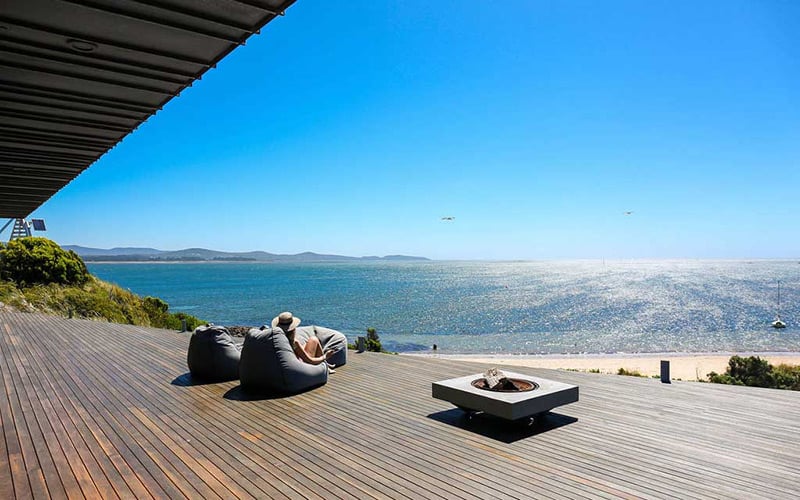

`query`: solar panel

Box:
[31,219,46,231]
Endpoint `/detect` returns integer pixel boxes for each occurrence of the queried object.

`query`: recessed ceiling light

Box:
[66,39,97,52]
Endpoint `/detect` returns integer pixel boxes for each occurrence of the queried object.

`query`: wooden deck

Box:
[1,310,799,499]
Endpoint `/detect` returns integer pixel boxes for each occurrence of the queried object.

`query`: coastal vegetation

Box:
[347,326,396,354]
[0,237,204,330]
[366,327,382,352]
[0,237,89,286]
[707,355,800,391]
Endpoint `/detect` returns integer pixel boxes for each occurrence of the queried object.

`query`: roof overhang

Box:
[0,0,296,218]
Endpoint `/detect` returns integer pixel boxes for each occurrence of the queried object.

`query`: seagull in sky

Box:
[623,211,634,216]
[441,216,455,221]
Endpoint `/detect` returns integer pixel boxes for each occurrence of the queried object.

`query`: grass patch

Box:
[1,276,204,330]
[564,368,602,374]
[617,367,646,377]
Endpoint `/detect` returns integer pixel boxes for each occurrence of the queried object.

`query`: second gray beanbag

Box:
[187,325,242,382]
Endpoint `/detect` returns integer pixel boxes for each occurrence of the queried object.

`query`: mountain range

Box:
[64,246,430,263]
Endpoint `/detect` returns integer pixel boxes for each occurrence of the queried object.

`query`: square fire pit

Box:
[432,371,579,421]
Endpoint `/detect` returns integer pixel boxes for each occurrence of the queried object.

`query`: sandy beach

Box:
[407,352,800,381]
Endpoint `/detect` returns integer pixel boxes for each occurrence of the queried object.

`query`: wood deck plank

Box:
[2,311,800,499]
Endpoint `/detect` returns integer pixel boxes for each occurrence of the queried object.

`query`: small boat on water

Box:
[772,281,787,329]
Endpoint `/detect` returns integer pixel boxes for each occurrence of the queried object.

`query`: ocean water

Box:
[87,260,800,354]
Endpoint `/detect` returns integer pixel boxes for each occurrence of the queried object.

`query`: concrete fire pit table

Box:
[432,371,579,421]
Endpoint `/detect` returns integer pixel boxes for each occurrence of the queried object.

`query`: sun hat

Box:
[272,311,301,331]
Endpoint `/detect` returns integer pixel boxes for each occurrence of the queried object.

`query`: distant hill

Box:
[64,245,163,256]
[63,245,430,262]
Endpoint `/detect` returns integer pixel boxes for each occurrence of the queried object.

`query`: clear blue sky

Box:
[29,0,800,260]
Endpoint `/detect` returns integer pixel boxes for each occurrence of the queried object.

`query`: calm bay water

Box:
[87,260,800,354]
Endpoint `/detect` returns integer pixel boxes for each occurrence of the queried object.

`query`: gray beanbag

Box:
[239,327,327,394]
[187,325,242,382]
[295,325,348,367]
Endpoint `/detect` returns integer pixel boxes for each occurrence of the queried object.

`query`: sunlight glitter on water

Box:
[88,260,800,354]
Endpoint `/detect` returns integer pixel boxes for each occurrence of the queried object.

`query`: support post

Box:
[10,219,31,240]
[356,336,366,353]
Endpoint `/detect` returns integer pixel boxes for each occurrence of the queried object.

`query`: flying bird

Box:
[623,211,634,216]
[441,216,455,221]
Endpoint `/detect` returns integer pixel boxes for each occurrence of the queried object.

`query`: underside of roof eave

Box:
[0,0,297,219]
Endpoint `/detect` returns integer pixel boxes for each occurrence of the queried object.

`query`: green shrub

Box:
[140,295,203,330]
[366,326,382,352]
[0,237,89,286]
[707,356,800,391]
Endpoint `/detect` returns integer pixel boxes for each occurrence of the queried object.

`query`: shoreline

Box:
[404,351,800,381]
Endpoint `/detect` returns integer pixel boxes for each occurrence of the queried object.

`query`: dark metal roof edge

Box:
[15,0,299,219]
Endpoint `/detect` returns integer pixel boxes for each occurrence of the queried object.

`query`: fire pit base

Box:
[432,371,579,421]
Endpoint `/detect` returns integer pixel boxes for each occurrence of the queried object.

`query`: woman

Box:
[272,312,336,371]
